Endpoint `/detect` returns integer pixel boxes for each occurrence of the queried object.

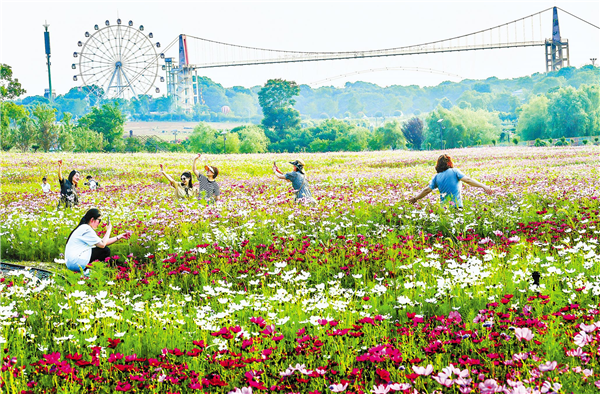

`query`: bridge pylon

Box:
[545,7,570,72]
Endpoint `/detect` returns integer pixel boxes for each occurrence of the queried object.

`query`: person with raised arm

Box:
[409,154,493,208]
[64,208,128,273]
[57,160,80,208]
[192,154,220,205]
[159,163,196,200]
[273,159,316,204]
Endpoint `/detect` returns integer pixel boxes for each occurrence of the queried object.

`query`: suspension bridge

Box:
[157,6,597,110]
[70,6,599,106]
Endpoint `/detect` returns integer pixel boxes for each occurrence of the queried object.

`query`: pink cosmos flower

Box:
[580,323,597,333]
[371,384,390,394]
[432,372,454,387]
[329,382,348,392]
[514,327,534,341]
[228,388,253,394]
[538,361,557,372]
[478,379,501,394]
[574,331,592,347]
[412,364,433,376]
[583,369,594,378]
[448,311,462,323]
[513,353,529,361]
[388,383,411,391]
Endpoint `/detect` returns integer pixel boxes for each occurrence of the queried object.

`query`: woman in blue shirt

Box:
[409,154,493,207]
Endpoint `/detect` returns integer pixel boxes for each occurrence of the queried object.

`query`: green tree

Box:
[32,104,58,151]
[188,123,220,153]
[58,112,75,151]
[232,125,270,153]
[72,128,105,152]
[258,79,301,142]
[14,117,37,152]
[1,64,26,100]
[0,102,27,150]
[547,86,591,138]
[374,120,407,150]
[78,103,125,151]
[516,95,550,141]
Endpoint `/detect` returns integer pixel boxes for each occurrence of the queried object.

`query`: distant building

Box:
[44,89,56,100]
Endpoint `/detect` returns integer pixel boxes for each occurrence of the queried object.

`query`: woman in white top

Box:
[64,208,127,273]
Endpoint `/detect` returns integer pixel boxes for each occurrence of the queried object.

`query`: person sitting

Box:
[41,177,51,193]
[85,175,99,191]
[192,154,220,205]
[64,208,127,273]
[159,164,197,200]
[57,160,79,208]
[409,154,493,208]
[273,159,316,203]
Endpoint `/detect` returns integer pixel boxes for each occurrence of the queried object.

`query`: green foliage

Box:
[72,128,106,152]
[259,79,301,142]
[516,95,549,141]
[232,125,270,154]
[373,120,407,150]
[0,63,26,100]
[78,103,125,151]
[31,104,58,151]
[424,107,501,149]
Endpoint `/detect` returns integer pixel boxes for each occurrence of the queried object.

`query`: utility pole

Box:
[591,58,597,67]
[43,21,53,103]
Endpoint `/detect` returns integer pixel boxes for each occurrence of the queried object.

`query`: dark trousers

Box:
[89,247,111,263]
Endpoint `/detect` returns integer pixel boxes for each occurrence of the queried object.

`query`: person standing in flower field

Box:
[409,154,493,207]
[193,154,220,205]
[273,159,316,203]
[57,160,80,208]
[41,177,51,193]
[64,208,128,273]
[159,164,197,200]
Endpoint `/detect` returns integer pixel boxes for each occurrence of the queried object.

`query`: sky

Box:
[1,0,598,97]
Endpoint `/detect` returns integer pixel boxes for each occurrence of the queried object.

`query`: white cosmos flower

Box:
[85,336,98,343]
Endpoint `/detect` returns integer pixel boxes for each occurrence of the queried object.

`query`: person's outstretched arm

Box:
[273,163,286,180]
[58,160,64,182]
[192,154,203,178]
[460,177,493,195]
[409,187,432,204]
[95,223,127,248]
[159,164,176,187]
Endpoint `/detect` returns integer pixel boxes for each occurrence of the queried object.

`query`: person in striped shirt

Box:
[193,154,220,205]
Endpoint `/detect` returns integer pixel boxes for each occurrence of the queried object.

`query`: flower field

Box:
[1,147,600,394]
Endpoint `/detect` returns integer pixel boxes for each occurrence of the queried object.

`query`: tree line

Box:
[1,62,599,153]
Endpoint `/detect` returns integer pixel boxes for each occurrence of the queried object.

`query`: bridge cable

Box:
[557,7,600,29]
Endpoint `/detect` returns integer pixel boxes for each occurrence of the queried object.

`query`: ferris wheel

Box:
[72,19,163,100]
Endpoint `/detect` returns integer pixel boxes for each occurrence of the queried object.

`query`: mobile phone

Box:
[105,216,110,226]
